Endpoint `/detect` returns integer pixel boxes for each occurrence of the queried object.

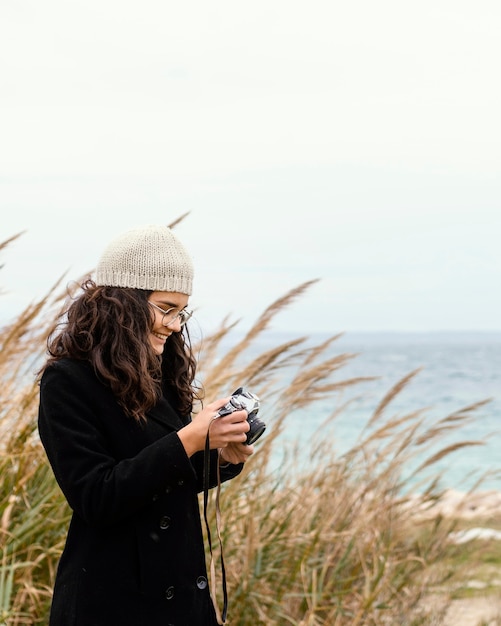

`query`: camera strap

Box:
[203,424,228,625]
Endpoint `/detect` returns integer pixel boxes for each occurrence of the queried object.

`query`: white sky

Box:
[1,0,500,334]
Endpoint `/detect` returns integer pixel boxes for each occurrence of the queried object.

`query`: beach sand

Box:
[443,597,501,626]
[427,489,501,626]
[407,488,501,520]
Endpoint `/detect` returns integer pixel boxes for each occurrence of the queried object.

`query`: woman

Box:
[38,224,254,626]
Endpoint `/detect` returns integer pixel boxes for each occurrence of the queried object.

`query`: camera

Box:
[216,387,265,445]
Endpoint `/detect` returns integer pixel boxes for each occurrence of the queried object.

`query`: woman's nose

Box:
[166,316,182,332]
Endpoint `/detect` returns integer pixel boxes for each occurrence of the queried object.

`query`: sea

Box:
[229,331,501,493]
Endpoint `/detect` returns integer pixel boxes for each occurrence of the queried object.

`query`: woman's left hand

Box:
[219,442,255,465]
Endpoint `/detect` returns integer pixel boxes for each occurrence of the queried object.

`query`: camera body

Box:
[216,387,265,445]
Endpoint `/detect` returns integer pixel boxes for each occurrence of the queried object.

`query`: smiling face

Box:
[147,291,190,355]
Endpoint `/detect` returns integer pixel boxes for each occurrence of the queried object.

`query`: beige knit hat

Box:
[95,224,194,295]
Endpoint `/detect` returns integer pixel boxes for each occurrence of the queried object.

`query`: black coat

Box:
[38,358,243,626]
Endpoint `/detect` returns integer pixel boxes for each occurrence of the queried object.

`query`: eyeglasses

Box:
[148,302,193,327]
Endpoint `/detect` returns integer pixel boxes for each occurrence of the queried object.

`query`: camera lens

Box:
[246,415,266,445]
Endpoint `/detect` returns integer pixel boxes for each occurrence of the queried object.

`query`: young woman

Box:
[38,224,254,626]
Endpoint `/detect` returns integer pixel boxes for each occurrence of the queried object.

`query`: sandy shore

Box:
[443,597,501,626]
[408,488,501,519]
[411,489,501,625]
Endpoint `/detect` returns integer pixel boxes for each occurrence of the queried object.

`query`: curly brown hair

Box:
[41,280,198,421]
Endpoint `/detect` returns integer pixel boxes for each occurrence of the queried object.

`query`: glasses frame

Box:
[148,302,193,327]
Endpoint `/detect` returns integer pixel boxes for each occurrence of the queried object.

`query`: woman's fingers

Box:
[208,409,250,448]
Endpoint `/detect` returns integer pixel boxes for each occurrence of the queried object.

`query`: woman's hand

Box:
[177,397,250,457]
[219,442,255,465]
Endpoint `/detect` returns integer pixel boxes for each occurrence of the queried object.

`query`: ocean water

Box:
[239,331,501,493]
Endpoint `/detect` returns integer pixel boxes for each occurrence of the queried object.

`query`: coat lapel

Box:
[146,395,186,431]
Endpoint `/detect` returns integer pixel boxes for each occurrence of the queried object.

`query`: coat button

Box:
[165,586,175,600]
[196,576,208,590]
[177,479,184,486]
[159,515,171,530]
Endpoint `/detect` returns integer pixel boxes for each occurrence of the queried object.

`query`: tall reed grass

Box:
[0,233,494,625]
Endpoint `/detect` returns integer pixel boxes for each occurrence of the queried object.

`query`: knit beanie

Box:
[95,224,194,295]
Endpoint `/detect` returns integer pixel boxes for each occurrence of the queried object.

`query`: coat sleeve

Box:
[190,450,244,494]
[38,360,201,528]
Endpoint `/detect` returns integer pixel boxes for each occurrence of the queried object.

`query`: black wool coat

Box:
[38,358,243,626]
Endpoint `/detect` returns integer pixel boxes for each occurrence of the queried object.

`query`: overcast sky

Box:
[1,0,500,335]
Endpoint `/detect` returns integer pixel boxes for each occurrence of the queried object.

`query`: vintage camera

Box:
[216,387,265,445]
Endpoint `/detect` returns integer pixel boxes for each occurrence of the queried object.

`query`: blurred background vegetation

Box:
[1,233,499,625]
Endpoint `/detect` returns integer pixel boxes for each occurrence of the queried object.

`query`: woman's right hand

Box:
[177,398,250,457]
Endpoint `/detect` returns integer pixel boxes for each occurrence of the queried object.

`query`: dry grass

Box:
[195,310,492,625]
[0,233,498,625]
